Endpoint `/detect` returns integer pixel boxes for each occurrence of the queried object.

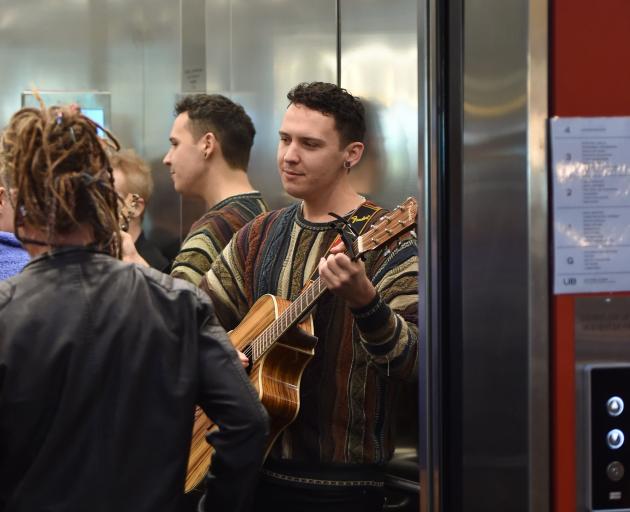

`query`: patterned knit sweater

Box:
[201,201,418,466]
[170,192,268,286]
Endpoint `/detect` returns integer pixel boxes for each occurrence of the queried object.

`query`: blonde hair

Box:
[0,101,122,257]
[109,149,154,202]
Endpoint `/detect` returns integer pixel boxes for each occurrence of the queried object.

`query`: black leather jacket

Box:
[0,247,268,512]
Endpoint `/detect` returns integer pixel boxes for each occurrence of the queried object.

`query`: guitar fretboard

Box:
[249,230,362,362]
[250,276,328,361]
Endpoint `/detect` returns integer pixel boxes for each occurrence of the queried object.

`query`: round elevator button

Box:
[607,429,625,450]
[607,396,625,417]
[607,461,625,482]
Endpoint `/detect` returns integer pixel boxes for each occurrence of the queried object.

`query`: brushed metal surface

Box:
[229,0,337,209]
[419,0,437,508]
[0,0,182,252]
[461,0,547,509]
[339,0,419,211]
[527,0,550,510]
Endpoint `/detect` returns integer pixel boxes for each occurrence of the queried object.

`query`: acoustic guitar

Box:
[185,197,418,492]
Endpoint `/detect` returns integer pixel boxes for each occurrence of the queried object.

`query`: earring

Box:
[343,161,351,170]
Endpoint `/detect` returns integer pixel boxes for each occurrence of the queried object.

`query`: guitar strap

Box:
[306,201,384,284]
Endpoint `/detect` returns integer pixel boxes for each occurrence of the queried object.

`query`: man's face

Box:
[163,112,207,197]
[277,104,348,202]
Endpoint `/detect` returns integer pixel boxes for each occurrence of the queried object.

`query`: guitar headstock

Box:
[356,197,417,255]
[118,192,141,232]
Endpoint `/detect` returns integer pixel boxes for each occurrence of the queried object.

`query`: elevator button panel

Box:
[608,430,626,450]
[607,462,625,483]
[589,366,630,511]
[608,397,625,418]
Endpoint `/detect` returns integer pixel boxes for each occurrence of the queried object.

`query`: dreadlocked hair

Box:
[0,101,122,257]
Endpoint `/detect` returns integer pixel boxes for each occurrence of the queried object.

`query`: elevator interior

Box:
[0,0,421,509]
[0,0,557,509]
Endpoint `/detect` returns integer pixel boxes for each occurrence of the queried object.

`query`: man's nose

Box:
[163,150,171,166]
[283,142,299,163]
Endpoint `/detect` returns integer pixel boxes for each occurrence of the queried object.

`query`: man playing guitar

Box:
[201,82,419,512]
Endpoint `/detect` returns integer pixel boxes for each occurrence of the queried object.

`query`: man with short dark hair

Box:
[203,82,419,512]
[165,94,268,286]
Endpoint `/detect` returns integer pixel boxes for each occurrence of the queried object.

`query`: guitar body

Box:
[185,294,316,492]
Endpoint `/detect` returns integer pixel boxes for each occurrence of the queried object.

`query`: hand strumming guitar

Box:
[318,240,377,309]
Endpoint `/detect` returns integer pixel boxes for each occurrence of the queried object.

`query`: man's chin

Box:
[281,183,306,201]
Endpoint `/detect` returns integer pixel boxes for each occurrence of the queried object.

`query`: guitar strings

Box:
[240,237,360,364]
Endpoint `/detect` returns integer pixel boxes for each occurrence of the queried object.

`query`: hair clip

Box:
[55,111,63,125]
[69,127,77,143]
[80,172,97,186]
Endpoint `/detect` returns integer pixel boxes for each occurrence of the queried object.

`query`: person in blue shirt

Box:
[0,169,29,280]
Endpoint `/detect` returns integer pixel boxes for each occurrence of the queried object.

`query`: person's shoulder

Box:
[213,193,270,219]
[0,278,16,311]
[257,203,298,224]
[247,205,300,245]
[236,204,297,232]
[135,264,212,308]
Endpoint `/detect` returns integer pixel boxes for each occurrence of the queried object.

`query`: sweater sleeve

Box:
[351,237,419,381]
[201,223,254,331]
[170,216,224,287]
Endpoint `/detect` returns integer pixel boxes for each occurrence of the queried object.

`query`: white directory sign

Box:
[551,117,630,294]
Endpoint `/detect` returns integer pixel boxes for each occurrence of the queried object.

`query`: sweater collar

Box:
[0,231,23,248]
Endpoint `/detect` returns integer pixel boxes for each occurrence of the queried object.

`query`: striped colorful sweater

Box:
[170,192,268,286]
[202,201,418,466]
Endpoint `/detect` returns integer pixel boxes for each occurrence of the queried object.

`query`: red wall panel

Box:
[553,0,630,116]
[552,1,630,510]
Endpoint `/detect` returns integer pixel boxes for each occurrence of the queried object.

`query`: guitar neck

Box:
[250,277,328,362]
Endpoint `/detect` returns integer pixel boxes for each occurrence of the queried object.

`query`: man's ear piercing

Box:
[343,161,351,170]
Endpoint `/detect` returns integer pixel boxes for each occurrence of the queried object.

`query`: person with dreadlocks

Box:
[0,102,268,512]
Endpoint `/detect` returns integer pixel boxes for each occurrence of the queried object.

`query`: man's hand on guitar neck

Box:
[318,241,377,309]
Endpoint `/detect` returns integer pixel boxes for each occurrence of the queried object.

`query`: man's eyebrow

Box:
[299,136,324,144]
[277,132,324,144]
